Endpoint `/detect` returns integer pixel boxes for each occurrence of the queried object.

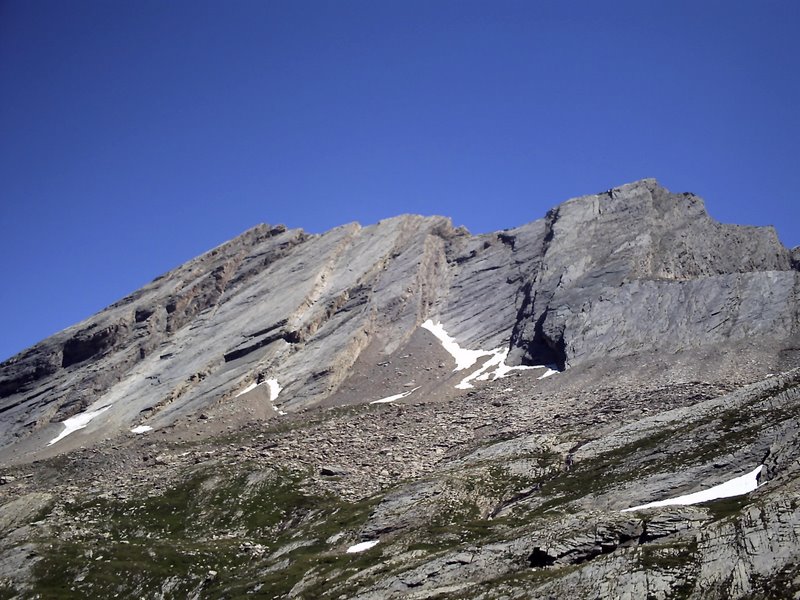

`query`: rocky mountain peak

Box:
[0,180,796,459]
[0,180,798,598]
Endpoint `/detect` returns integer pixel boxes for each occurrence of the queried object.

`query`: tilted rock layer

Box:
[1,178,796,461]
[0,179,799,599]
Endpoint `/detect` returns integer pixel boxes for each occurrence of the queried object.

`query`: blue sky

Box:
[1,0,798,361]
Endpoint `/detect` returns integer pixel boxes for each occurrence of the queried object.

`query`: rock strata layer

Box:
[1,179,796,460]
[0,179,799,598]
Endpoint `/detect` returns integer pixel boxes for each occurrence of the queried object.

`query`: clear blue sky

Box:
[1,0,798,361]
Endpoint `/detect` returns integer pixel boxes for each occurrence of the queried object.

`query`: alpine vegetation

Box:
[1,180,799,599]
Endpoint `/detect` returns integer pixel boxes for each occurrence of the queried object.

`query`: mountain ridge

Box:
[1,179,800,598]
[0,179,796,464]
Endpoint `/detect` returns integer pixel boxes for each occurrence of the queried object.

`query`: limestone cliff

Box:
[0,180,798,599]
[1,179,795,460]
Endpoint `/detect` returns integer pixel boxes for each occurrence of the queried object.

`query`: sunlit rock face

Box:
[0,180,799,599]
[1,179,795,457]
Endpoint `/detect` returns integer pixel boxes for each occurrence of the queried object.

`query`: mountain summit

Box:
[1,180,799,598]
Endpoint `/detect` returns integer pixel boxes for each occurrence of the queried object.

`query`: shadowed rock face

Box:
[0,179,796,459]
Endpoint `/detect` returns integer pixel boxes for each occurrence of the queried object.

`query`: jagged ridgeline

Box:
[0,179,799,599]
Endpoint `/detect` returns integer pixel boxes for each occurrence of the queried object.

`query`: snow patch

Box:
[48,405,112,446]
[370,386,421,404]
[235,381,260,397]
[346,540,379,553]
[421,319,557,389]
[538,368,559,380]
[622,465,763,512]
[421,320,493,371]
[265,378,282,401]
[492,354,541,379]
[236,377,286,415]
[131,425,153,434]
[265,378,287,415]
[456,351,506,390]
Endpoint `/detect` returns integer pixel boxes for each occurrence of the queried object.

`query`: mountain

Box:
[0,179,798,599]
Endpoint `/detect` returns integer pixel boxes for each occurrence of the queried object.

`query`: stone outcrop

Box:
[507,179,795,368]
[1,179,796,461]
[0,179,798,598]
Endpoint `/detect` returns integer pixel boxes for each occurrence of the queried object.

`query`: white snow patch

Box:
[622,465,763,512]
[235,381,260,397]
[421,320,493,371]
[492,354,541,379]
[538,368,559,380]
[456,350,548,389]
[48,405,112,446]
[422,320,557,389]
[265,378,282,401]
[265,378,287,415]
[237,378,286,415]
[370,386,421,404]
[456,351,506,389]
[131,425,153,434]
[346,540,380,553]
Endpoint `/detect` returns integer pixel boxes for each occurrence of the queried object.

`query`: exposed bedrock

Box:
[0,179,797,457]
[507,179,795,368]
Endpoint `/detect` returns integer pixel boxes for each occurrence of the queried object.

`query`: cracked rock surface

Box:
[0,179,799,598]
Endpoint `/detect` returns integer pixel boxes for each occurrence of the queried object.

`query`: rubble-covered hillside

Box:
[1,180,798,599]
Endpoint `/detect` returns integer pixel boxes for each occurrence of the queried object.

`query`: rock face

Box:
[0,179,796,460]
[0,179,798,599]
[507,181,794,368]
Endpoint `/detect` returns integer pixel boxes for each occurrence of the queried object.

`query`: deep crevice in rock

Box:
[528,548,557,567]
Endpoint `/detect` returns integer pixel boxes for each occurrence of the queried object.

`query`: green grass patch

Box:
[0,582,19,600]
[705,494,752,522]
[32,466,384,599]
[639,540,698,571]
